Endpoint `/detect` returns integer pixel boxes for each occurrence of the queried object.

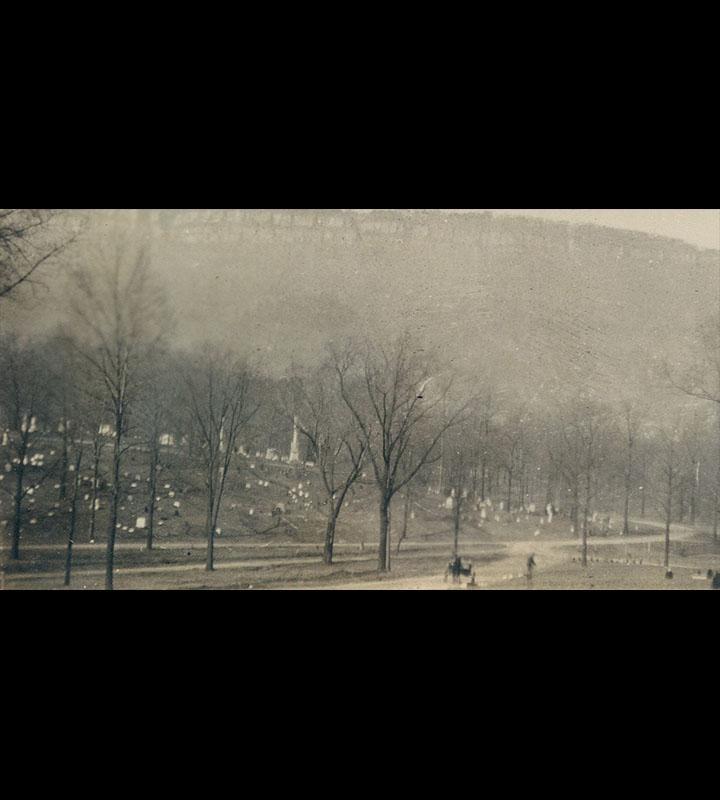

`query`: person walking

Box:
[527,553,536,585]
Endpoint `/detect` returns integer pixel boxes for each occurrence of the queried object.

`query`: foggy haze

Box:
[2,208,719,591]
[4,209,718,397]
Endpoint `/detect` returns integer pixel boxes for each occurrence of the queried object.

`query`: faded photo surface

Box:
[1,209,718,590]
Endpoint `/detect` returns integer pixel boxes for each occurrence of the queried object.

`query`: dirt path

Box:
[2,516,711,589]
[326,522,707,590]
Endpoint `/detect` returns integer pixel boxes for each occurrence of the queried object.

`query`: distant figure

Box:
[665,570,674,580]
[452,555,463,584]
[527,553,536,582]
[712,573,720,590]
[707,569,714,580]
[446,555,470,584]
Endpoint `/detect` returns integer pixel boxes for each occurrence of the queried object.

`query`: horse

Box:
[444,557,475,584]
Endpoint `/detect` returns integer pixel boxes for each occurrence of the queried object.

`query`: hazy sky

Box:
[485,209,720,250]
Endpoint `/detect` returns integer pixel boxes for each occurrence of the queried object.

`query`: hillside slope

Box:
[16,209,720,398]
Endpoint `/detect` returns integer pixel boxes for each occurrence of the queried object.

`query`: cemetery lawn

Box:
[3,435,719,590]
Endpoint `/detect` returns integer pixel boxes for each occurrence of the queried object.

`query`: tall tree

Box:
[184,348,258,572]
[0,337,55,559]
[550,397,611,564]
[135,352,176,551]
[445,423,475,558]
[63,445,84,586]
[496,407,526,514]
[67,240,169,589]
[334,333,468,571]
[618,399,645,536]
[279,364,366,565]
[655,426,680,569]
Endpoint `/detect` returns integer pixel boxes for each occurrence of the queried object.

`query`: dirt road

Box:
[2,516,713,589]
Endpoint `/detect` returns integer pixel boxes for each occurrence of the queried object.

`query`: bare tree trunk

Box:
[11,462,24,560]
[105,427,122,591]
[206,487,215,571]
[665,469,673,569]
[623,436,633,535]
[506,469,513,512]
[453,496,462,557]
[623,484,630,535]
[678,485,686,523]
[582,473,591,567]
[64,449,83,586]
[146,445,158,551]
[387,503,392,571]
[640,484,646,518]
[323,506,337,565]
[397,487,411,554]
[59,421,69,501]
[89,447,101,542]
[571,481,580,540]
[689,461,698,525]
[379,497,391,571]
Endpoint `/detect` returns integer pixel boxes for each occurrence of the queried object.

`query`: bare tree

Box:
[135,353,176,551]
[550,398,611,565]
[445,424,475,557]
[0,337,55,560]
[664,313,720,539]
[677,411,705,526]
[637,432,654,520]
[63,445,84,586]
[655,426,680,569]
[278,364,366,565]
[475,390,499,502]
[49,338,108,545]
[333,333,469,571]
[578,406,610,565]
[184,348,258,571]
[0,210,71,302]
[67,241,169,589]
[618,398,646,535]
[495,407,526,514]
[87,422,107,545]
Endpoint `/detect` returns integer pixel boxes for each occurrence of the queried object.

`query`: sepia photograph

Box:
[0,208,718,591]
